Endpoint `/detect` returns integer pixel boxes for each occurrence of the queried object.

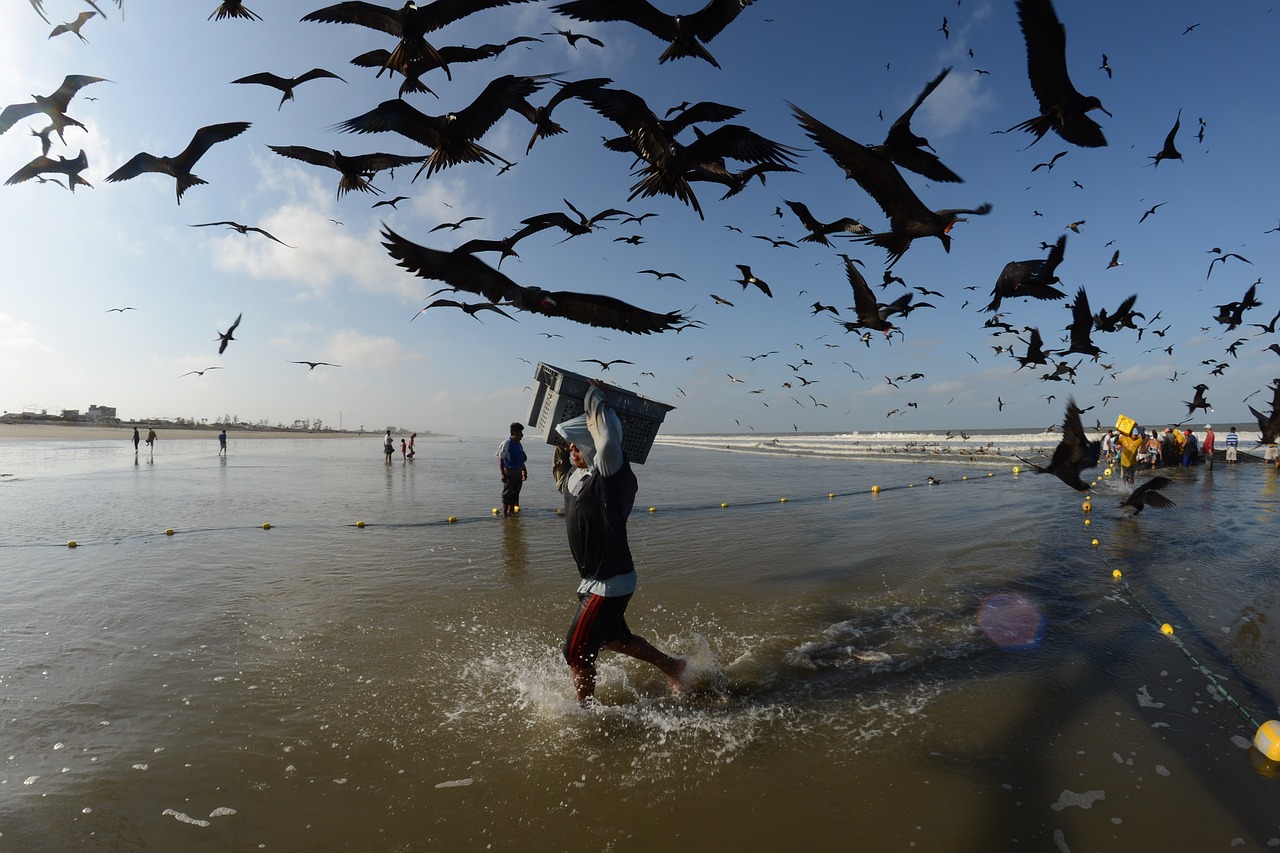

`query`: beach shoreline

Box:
[0,423,370,442]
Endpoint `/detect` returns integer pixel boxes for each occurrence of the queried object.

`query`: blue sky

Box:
[3,1,1278,437]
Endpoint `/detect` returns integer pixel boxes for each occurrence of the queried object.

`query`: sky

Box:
[3,0,1279,438]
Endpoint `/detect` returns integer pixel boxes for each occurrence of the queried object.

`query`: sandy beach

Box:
[0,423,364,441]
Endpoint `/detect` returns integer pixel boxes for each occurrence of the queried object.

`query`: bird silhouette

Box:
[985,234,1067,312]
[49,10,96,41]
[231,68,345,109]
[1016,398,1100,491]
[348,37,541,98]
[106,307,137,313]
[334,74,549,180]
[180,367,223,377]
[637,269,685,281]
[1149,109,1182,167]
[1015,327,1052,370]
[1206,252,1251,279]
[541,26,605,48]
[5,150,92,192]
[1183,383,1212,416]
[1099,54,1111,78]
[783,199,870,246]
[838,253,911,335]
[792,103,990,267]
[520,198,629,239]
[291,360,342,370]
[189,221,293,247]
[734,265,772,297]
[1249,381,1280,445]
[107,121,251,203]
[512,76,613,155]
[428,215,483,232]
[215,313,242,355]
[411,299,514,322]
[579,358,633,370]
[381,226,695,334]
[1120,476,1175,514]
[0,74,108,143]
[1214,282,1262,330]
[1138,202,1166,223]
[1031,150,1068,173]
[372,195,410,209]
[1093,294,1143,333]
[1061,287,1103,359]
[209,0,262,21]
[268,146,426,198]
[550,0,753,69]
[1106,249,1122,268]
[874,67,964,183]
[1010,0,1110,147]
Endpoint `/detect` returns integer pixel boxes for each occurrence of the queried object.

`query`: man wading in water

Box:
[553,380,685,706]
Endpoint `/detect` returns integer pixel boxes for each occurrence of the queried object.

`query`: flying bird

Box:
[1061,287,1103,359]
[216,313,243,355]
[1010,0,1110,147]
[838,253,912,335]
[579,358,633,371]
[372,195,410,209]
[1106,249,1122,269]
[106,121,251,203]
[0,74,108,143]
[734,265,771,297]
[290,360,342,370]
[1015,398,1101,491]
[180,367,223,377]
[1249,381,1280,445]
[792,103,990,267]
[106,307,137,313]
[381,226,696,334]
[985,234,1067,312]
[783,199,870,246]
[1183,383,1212,416]
[1120,476,1175,514]
[49,11,96,41]
[873,67,964,183]
[541,26,604,48]
[1099,54,1111,78]
[189,221,294,247]
[268,146,426,198]
[550,0,753,69]
[1031,150,1068,173]
[1138,202,1166,223]
[637,269,685,281]
[1206,252,1251,279]
[209,0,262,21]
[231,68,345,109]
[5,150,92,192]
[1149,109,1182,167]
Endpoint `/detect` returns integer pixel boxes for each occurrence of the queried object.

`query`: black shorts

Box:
[502,469,523,505]
[564,592,633,668]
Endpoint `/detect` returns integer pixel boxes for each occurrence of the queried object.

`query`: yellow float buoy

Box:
[556,507,564,516]
[1012,465,1021,474]
[1082,500,1091,512]
[1091,538,1099,547]
[164,528,175,536]
[491,508,499,515]
[1160,623,1174,635]
[448,516,458,523]
[356,520,366,527]
[67,540,77,548]
[261,523,271,530]
[871,485,880,493]
[987,472,994,477]
[1084,518,1091,526]
[1104,468,1113,477]
[780,497,787,503]
[1255,721,1280,761]
[962,475,968,481]
[649,506,657,513]
[1112,569,1122,579]
[721,502,729,508]
[828,493,835,499]
[513,506,519,513]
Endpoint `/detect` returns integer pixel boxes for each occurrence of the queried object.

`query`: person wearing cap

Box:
[1202,425,1215,469]
[552,380,685,705]
[496,422,528,517]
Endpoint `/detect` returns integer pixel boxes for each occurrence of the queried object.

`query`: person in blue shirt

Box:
[553,381,685,705]
[496,422,528,517]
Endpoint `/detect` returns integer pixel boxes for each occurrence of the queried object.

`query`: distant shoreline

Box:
[0,423,420,442]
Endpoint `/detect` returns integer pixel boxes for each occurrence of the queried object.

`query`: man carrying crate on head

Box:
[551,379,685,706]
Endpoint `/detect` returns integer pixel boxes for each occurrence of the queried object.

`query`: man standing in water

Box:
[553,380,685,706]
[132,426,140,454]
[496,422,528,517]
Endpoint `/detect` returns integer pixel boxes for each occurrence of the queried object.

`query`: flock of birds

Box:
[4,0,1279,476]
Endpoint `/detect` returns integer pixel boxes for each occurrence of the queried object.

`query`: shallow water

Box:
[2,435,1279,850]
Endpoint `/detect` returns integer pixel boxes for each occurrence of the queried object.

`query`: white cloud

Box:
[0,311,53,354]
[325,328,421,371]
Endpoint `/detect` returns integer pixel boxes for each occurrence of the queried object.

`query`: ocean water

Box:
[1,432,1279,851]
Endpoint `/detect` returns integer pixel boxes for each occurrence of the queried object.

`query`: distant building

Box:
[88,405,117,423]
[61,409,81,421]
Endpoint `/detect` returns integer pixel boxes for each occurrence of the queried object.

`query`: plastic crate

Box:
[527,362,675,465]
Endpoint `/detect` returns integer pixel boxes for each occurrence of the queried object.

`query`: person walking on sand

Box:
[132,427,140,454]
[1202,425,1215,470]
[496,422,528,517]
[218,429,227,456]
[1225,427,1239,464]
[383,429,394,464]
[146,427,157,451]
[552,381,685,706]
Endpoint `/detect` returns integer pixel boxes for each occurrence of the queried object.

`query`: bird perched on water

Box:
[985,234,1067,312]
[1015,398,1100,491]
[107,121,250,203]
[216,313,242,354]
[49,11,96,41]
[334,74,548,180]
[381,226,696,334]
[783,199,870,246]
[550,0,753,69]
[268,145,427,198]
[302,0,540,81]
[873,67,964,183]
[189,221,294,247]
[1183,383,1212,416]
[210,0,262,20]
[792,103,990,267]
[0,74,108,143]
[734,265,771,297]
[5,149,92,192]
[1010,0,1110,147]
[1149,109,1182,167]
[231,68,345,110]
[1120,476,1174,514]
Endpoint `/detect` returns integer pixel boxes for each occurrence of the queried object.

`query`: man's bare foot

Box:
[666,658,687,694]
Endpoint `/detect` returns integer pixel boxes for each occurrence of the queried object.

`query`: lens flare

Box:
[978,592,1046,650]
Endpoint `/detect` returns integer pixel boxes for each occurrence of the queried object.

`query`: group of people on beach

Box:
[383,429,416,464]
[1104,422,1279,484]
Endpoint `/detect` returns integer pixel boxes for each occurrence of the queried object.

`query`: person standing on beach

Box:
[496,422,527,517]
[1181,429,1198,468]
[1117,425,1144,485]
[407,433,416,461]
[146,428,157,450]
[552,381,685,706]
[383,429,394,464]
[400,438,407,462]
[132,427,140,454]
[1144,431,1162,470]
[1202,425,1215,470]
[1225,427,1239,463]
[218,429,227,456]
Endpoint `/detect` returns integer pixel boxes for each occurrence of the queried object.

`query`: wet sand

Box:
[0,424,365,441]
